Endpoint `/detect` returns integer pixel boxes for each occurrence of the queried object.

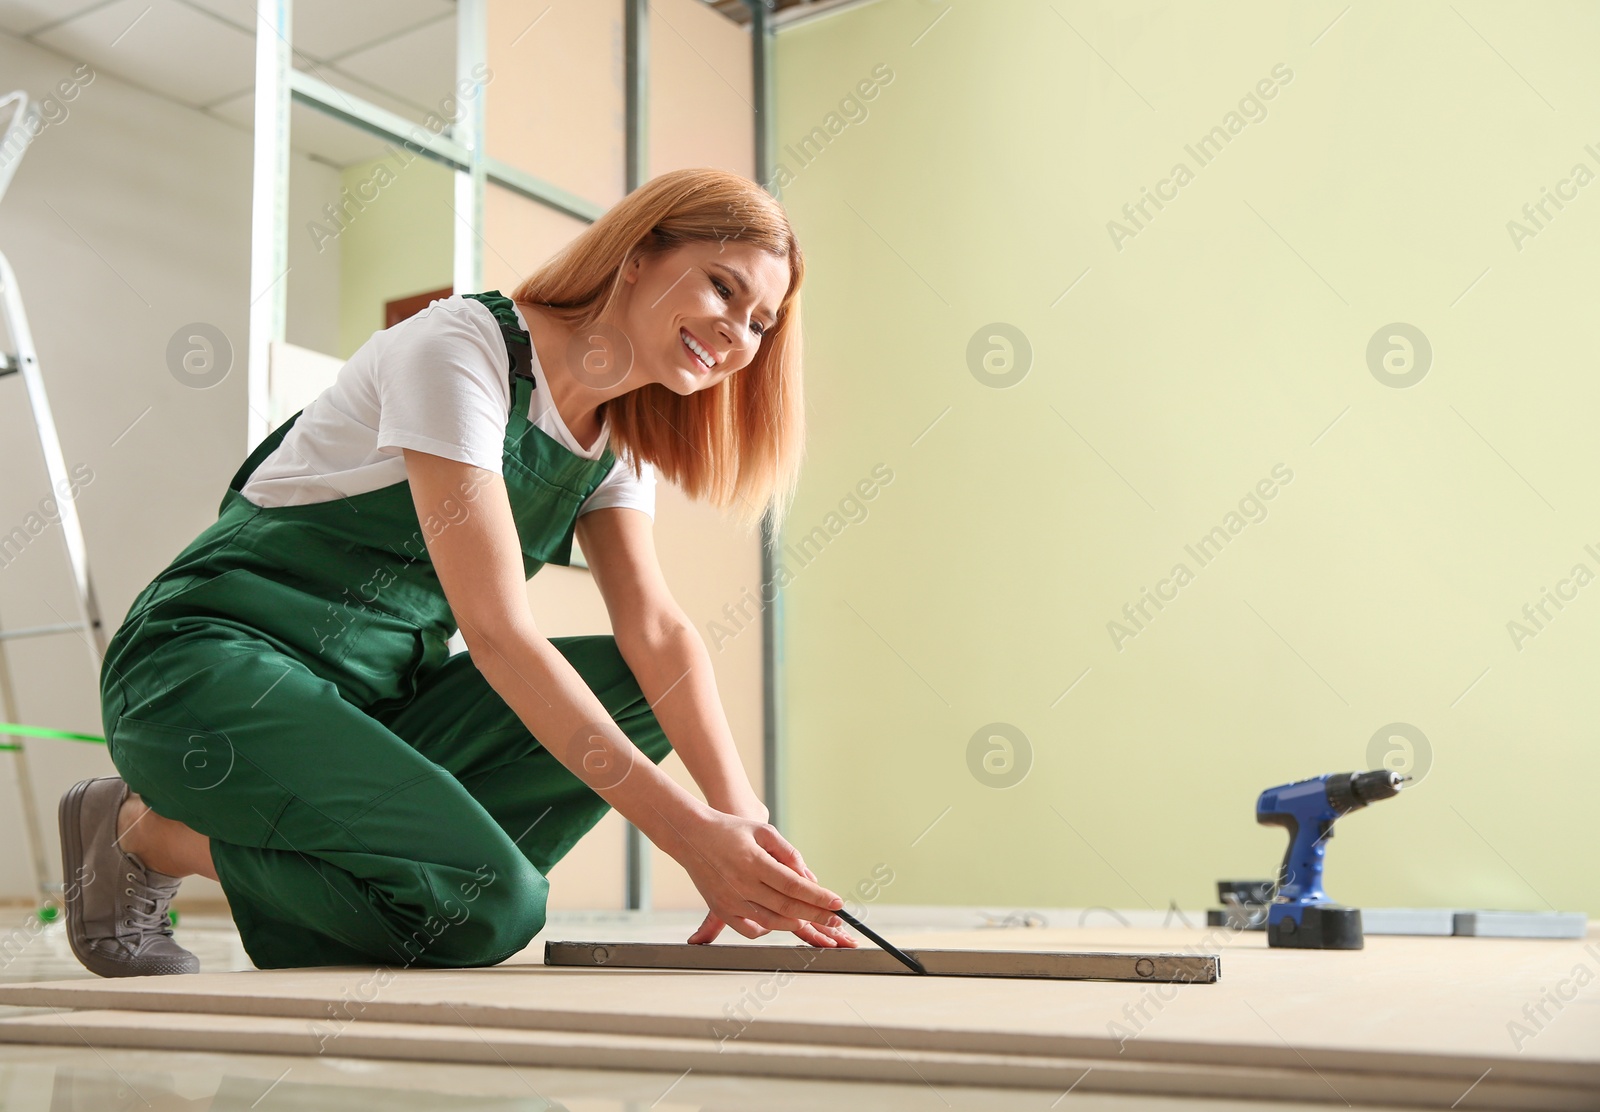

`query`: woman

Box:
[58,168,857,977]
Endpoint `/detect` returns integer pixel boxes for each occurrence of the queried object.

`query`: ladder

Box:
[0,89,111,913]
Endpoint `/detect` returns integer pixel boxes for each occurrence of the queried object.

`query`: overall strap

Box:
[226,409,303,496]
[461,290,537,390]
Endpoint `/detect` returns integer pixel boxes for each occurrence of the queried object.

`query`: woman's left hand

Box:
[686,808,859,949]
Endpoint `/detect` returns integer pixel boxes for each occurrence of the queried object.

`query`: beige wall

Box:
[485,0,626,212]
[481,185,587,296]
[486,0,764,912]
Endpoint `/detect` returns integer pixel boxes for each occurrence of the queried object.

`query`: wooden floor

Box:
[1,924,1595,1109]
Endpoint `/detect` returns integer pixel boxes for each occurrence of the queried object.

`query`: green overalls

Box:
[99,292,672,970]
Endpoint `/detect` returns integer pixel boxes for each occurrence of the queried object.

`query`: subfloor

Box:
[0,905,1593,1111]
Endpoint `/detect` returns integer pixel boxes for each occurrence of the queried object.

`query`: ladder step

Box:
[0,621,94,641]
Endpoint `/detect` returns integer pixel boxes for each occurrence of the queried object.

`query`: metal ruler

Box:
[545,941,1220,983]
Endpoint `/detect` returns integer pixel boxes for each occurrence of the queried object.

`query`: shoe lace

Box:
[121,870,175,936]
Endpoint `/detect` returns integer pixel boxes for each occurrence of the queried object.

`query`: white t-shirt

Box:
[240,296,656,519]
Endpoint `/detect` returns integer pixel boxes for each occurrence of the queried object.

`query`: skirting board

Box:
[1361,908,1457,935]
[0,1009,1593,1111]
[544,941,1221,982]
[1455,911,1589,939]
[1208,909,1591,938]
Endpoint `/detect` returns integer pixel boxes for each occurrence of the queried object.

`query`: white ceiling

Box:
[0,0,459,167]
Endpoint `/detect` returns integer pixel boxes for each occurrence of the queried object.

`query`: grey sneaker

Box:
[58,776,200,976]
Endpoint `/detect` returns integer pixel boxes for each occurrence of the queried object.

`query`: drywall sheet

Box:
[0,1008,1593,1110]
[0,928,1594,1109]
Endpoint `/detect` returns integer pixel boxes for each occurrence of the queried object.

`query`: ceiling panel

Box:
[178,0,454,62]
[326,12,456,124]
[33,0,253,108]
[293,0,455,61]
[0,0,108,37]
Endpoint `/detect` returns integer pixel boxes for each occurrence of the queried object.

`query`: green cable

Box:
[0,722,106,749]
[3,723,155,921]
[2,723,170,925]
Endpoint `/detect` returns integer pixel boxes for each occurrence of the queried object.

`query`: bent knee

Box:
[400,855,548,967]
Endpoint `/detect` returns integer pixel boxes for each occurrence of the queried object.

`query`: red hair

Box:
[511,168,806,531]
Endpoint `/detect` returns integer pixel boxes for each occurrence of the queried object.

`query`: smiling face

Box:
[613,238,791,396]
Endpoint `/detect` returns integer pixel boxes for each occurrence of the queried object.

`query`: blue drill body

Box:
[1256,770,1407,949]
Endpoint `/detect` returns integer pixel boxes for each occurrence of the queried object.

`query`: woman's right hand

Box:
[677,809,846,943]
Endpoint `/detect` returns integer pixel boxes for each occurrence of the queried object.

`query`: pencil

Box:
[835,907,927,974]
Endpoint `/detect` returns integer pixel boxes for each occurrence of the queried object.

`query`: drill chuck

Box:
[1325,769,1408,815]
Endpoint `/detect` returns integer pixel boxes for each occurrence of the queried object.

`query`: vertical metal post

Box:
[625,0,649,190]
[454,0,487,295]
[247,0,291,448]
[745,0,782,831]
[623,0,652,913]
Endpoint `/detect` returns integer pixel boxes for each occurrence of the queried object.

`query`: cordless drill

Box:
[1256,770,1408,949]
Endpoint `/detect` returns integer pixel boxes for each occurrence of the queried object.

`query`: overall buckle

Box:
[501,324,536,384]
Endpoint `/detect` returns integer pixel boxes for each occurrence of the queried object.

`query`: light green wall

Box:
[775,0,1600,915]
[332,147,454,358]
